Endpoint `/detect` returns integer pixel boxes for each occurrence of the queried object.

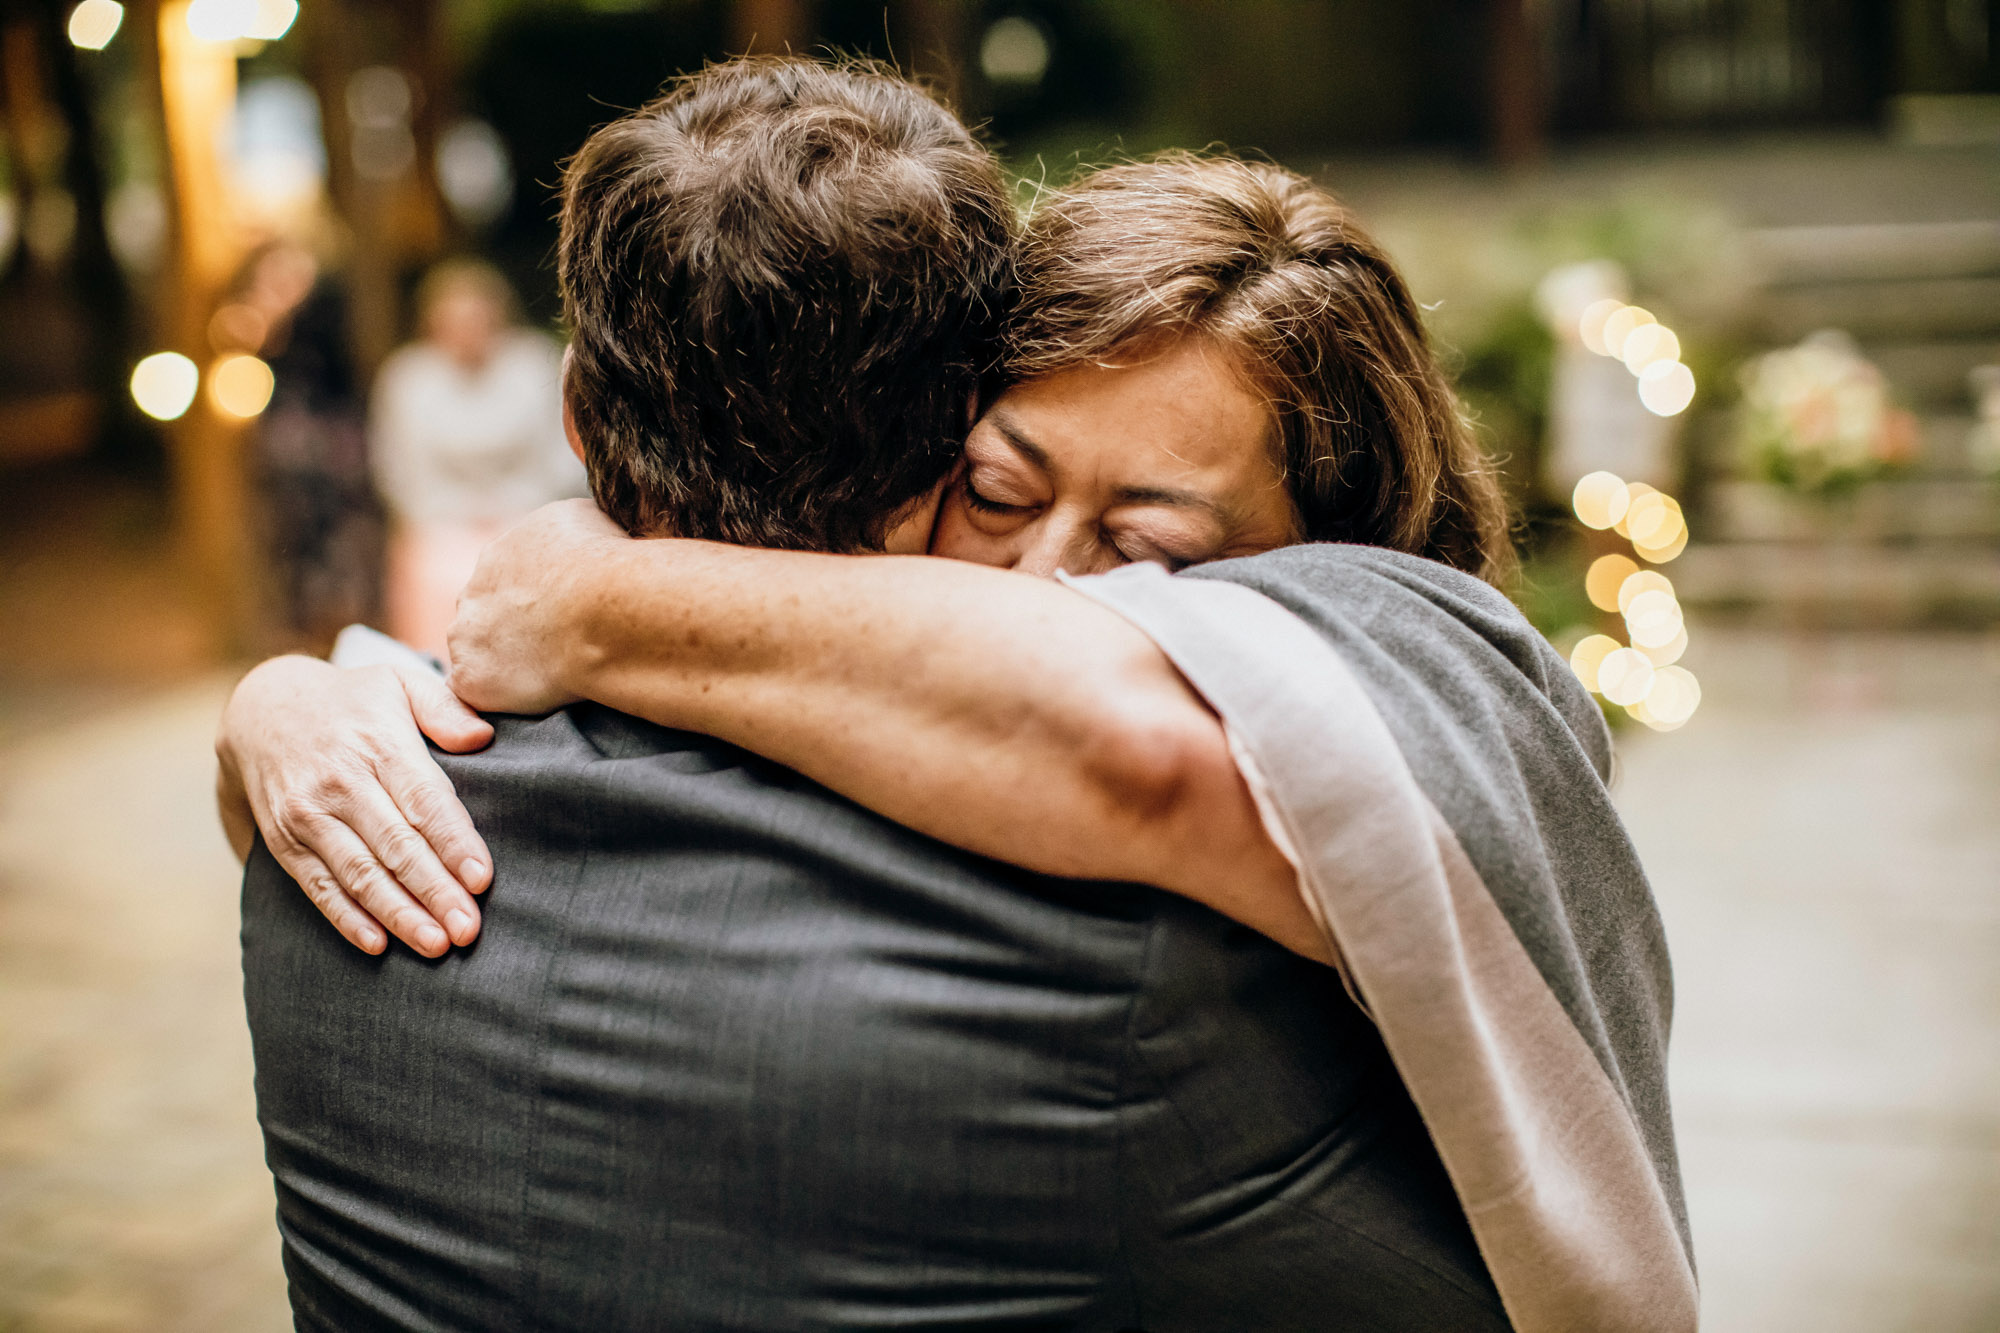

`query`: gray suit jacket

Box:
[242,704,1506,1331]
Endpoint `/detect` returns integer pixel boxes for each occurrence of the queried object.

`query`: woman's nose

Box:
[1010,516,1109,578]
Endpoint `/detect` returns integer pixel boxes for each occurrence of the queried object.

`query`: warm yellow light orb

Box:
[1600,305,1655,359]
[67,0,124,49]
[1585,554,1640,612]
[1611,481,1655,538]
[1616,569,1675,614]
[1620,323,1680,373]
[209,354,276,418]
[1568,634,1622,691]
[131,352,200,421]
[1639,360,1696,416]
[1635,527,1689,563]
[186,0,255,42]
[1640,624,1688,664]
[245,0,298,40]
[1624,589,1685,648]
[1578,299,1625,356]
[1596,648,1657,706]
[1572,471,1631,529]
[1642,666,1702,728]
[1624,491,1684,548]
[1633,496,1689,563]
[1638,626,1688,667]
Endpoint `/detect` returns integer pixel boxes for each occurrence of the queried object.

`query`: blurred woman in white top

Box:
[371,259,586,657]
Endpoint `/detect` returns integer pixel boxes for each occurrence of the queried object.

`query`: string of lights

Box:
[1567,469,1703,732]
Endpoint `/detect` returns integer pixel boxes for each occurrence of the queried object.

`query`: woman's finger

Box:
[378,752,492,899]
[307,817,453,957]
[260,825,387,954]
[387,665,493,894]
[399,664,493,754]
[342,778,483,946]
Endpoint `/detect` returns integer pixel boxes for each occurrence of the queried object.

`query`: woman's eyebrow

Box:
[986,413,1052,471]
[988,411,1228,523]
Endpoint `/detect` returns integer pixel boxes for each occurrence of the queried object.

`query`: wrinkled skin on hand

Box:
[446,498,627,715]
[214,500,630,957]
[215,655,495,955]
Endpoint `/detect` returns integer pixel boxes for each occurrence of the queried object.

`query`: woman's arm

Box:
[449,503,1330,963]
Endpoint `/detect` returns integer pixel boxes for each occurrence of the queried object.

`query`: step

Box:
[1747,276,2000,344]
[1670,541,2000,626]
[1703,471,2000,543]
[1863,341,2000,410]
[1747,220,2000,285]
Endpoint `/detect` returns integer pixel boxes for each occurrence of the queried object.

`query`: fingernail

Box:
[418,925,448,954]
[445,909,475,941]
[460,859,488,891]
[361,929,385,952]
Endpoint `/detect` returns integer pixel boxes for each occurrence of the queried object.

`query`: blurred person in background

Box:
[370,259,583,659]
[235,240,381,650]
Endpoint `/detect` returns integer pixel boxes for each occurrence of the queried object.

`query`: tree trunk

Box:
[151,0,255,650]
[731,0,810,55]
[1489,0,1545,167]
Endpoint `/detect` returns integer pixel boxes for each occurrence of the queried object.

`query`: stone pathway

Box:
[0,626,1994,1329]
[0,675,289,1332]
[1619,625,2000,1332]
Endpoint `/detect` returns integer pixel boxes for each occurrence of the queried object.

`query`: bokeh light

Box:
[1578,298,1624,355]
[208,353,276,418]
[186,0,255,42]
[437,120,513,228]
[1601,304,1655,359]
[1611,481,1654,538]
[1586,553,1640,612]
[130,352,199,421]
[1638,626,1688,667]
[1624,491,1684,548]
[1624,588,1685,648]
[980,16,1051,85]
[1634,666,1702,730]
[1596,648,1657,706]
[1568,634,1621,691]
[245,0,299,41]
[67,0,124,50]
[1572,470,1631,529]
[1639,360,1697,416]
[1634,525,1689,563]
[1621,323,1681,373]
[1617,569,1675,614]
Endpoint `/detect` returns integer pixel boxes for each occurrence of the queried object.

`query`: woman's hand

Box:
[216,655,495,956]
[447,498,628,714]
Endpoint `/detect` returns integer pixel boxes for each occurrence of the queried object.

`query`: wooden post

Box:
[152,0,254,650]
[1489,0,1545,168]
[730,0,810,55]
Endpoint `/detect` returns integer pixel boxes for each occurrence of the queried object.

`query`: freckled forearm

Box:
[557,540,1329,960]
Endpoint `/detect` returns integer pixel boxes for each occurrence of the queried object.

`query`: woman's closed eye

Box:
[962,475,1036,516]
[1107,531,1200,572]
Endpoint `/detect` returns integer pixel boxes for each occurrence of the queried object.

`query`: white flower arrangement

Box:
[1738,331,1916,496]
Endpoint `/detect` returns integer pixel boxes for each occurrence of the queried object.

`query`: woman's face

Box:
[930,338,1300,576]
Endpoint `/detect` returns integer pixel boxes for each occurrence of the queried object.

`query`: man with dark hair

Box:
[559,57,1013,551]
[238,57,1503,1331]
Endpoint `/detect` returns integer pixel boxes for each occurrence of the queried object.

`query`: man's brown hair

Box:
[559,57,1014,551]
[1004,153,1515,585]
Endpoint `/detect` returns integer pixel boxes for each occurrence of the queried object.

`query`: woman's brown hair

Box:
[1003,153,1515,586]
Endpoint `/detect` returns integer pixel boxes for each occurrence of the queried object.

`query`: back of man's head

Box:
[559,57,1014,552]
